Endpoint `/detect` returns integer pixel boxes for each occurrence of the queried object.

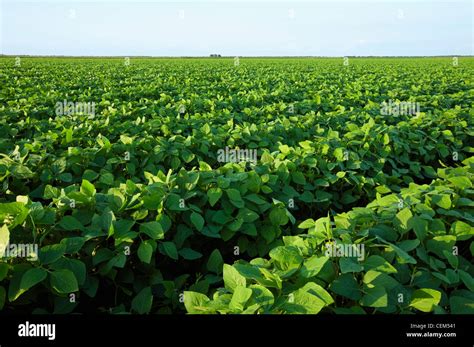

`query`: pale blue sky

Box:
[1,0,472,56]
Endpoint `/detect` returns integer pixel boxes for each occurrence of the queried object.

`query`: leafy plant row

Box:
[184,157,474,314]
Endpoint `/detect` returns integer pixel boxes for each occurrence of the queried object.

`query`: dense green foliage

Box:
[185,160,474,314]
[0,57,473,314]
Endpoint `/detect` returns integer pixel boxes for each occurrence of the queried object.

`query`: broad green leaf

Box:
[59,215,83,231]
[442,250,458,269]
[80,179,96,197]
[237,208,259,223]
[0,202,29,229]
[447,176,472,189]
[50,269,79,294]
[363,270,399,290]
[207,249,224,274]
[18,268,47,298]
[101,209,115,237]
[426,235,456,258]
[226,189,242,202]
[411,216,428,241]
[450,295,474,314]
[269,246,303,271]
[302,282,334,305]
[60,237,86,254]
[370,194,399,208]
[381,239,417,264]
[330,273,361,300]
[190,212,205,231]
[458,270,474,292]
[165,193,188,211]
[300,256,329,278]
[131,287,153,314]
[363,255,397,274]
[298,219,315,229]
[161,242,178,260]
[395,208,413,232]
[207,188,222,207]
[285,284,327,314]
[223,264,246,292]
[229,286,252,311]
[244,194,267,205]
[432,194,451,209]
[248,284,274,310]
[49,258,86,286]
[179,248,203,260]
[291,171,306,185]
[360,287,388,308]
[339,257,364,273]
[184,291,210,314]
[138,241,153,264]
[140,221,164,240]
[409,288,441,312]
[451,221,474,241]
[39,244,66,265]
[269,207,289,226]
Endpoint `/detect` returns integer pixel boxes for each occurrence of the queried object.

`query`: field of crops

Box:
[0,57,473,314]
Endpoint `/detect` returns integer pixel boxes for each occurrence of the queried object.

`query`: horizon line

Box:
[1,54,473,58]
